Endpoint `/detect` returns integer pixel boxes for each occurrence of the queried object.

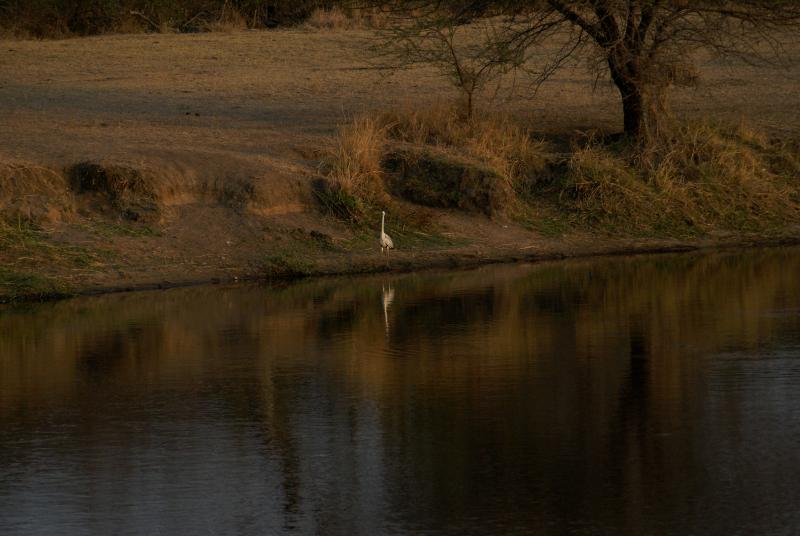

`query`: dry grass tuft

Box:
[0,162,74,224]
[563,140,662,228]
[320,106,551,221]
[562,121,800,232]
[304,6,386,30]
[379,106,550,211]
[203,8,248,33]
[317,116,389,221]
[305,7,351,30]
[380,105,472,146]
[351,7,389,29]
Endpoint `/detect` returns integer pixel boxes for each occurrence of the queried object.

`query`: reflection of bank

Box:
[3,247,799,416]
[382,284,395,334]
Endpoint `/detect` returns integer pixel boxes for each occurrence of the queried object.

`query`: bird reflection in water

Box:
[381,283,395,334]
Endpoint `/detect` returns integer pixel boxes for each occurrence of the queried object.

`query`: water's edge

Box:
[4,234,799,305]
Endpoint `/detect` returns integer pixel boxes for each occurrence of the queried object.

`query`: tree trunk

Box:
[608,55,648,140]
[620,85,646,139]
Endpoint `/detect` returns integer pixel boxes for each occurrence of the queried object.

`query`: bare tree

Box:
[359,1,800,140]
[370,3,579,119]
[374,17,530,118]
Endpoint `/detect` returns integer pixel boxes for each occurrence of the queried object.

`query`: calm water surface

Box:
[2,247,800,535]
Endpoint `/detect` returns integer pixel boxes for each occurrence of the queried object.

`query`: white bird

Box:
[379,211,394,254]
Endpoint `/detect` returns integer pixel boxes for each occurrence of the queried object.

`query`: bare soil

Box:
[1,29,799,298]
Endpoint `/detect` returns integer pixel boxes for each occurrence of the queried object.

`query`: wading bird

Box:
[380,211,394,254]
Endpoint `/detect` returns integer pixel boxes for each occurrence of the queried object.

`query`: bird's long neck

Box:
[381,213,385,234]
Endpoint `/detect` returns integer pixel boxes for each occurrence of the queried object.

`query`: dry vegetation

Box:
[316,116,390,221]
[320,108,800,235]
[0,0,330,38]
[0,1,385,38]
[315,107,544,221]
[304,6,386,30]
[562,122,800,233]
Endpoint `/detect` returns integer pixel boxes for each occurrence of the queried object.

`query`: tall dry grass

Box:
[563,121,800,232]
[319,106,550,221]
[304,6,387,30]
[304,6,351,30]
[202,8,248,33]
[317,116,389,221]
[381,106,549,201]
[323,107,800,234]
[0,162,74,224]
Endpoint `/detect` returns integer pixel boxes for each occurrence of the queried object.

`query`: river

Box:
[2,247,800,535]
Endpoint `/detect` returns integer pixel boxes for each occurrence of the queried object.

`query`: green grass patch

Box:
[261,254,315,280]
[81,221,161,239]
[514,207,575,238]
[0,269,71,302]
[338,212,468,253]
[0,220,116,271]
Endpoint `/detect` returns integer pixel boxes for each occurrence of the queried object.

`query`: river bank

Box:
[2,217,798,303]
[2,29,799,302]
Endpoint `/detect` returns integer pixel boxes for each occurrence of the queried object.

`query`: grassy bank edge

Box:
[3,234,798,305]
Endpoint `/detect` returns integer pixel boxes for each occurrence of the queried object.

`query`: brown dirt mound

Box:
[384,148,514,217]
[68,162,161,222]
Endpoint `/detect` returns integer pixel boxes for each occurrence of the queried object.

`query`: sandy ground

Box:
[1,28,799,297]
